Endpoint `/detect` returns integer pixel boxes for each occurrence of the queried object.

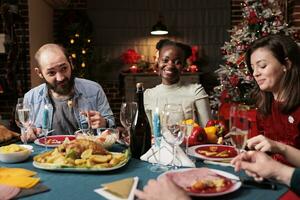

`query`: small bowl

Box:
[96,128,119,148]
[0,144,33,163]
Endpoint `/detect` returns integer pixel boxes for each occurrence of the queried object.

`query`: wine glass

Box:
[119,102,138,145]
[161,104,186,169]
[229,104,249,153]
[15,98,33,144]
[74,96,93,136]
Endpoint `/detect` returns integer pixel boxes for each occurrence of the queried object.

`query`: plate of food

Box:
[188,144,238,161]
[34,135,76,148]
[33,138,130,172]
[159,168,241,197]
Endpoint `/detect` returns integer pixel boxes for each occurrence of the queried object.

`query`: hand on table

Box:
[135,176,190,200]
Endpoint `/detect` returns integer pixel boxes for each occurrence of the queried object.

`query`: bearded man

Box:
[22,43,115,142]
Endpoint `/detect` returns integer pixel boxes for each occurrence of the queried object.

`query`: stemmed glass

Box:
[161,104,186,169]
[119,102,138,145]
[229,104,249,153]
[15,98,34,144]
[74,96,93,136]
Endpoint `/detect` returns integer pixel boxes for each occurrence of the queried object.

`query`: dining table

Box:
[0,143,296,200]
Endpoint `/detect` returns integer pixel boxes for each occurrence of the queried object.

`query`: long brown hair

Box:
[245,34,300,115]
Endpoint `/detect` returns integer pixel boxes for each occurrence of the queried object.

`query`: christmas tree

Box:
[212,0,299,107]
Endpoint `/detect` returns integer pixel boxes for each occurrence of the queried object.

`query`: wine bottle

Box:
[130,82,151,159]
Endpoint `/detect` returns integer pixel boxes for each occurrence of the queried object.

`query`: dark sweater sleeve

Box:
[290,168,300,196]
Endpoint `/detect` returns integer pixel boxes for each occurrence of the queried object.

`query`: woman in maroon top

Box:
[245,34,300,166]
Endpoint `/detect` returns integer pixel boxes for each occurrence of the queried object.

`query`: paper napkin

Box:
[94,177,139,200]
[140,138,196,168]
[0,168,40,189]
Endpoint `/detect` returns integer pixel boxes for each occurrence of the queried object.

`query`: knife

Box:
[242,178,277,190]
[203,160,233,167]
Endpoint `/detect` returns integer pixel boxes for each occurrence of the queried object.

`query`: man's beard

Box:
[45,74,75,95]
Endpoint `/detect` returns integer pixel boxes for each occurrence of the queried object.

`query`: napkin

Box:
[140,138,196,168]
[94,177,139,200]
[0,168,40,189]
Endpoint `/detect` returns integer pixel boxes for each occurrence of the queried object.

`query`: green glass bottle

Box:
[130,83,151,159]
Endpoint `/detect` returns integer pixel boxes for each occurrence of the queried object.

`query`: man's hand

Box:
[20,127,41,143]
[135,176,190,200]
[246,135,285,153]
[86,111,107,128]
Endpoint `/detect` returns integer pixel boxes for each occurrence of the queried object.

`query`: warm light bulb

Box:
[75,33,80,37]
[81,62,86,68]
[70,39,74,44]
[71,53,76,58]
[87,39,91,43]
[82,49,86,54]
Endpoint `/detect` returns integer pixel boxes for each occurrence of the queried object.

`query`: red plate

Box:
[34,135,76,147]
[188,144,238,161]
[159,168,241,197]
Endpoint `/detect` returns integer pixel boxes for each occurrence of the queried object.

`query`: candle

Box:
[129,65,138,73]
[152,107,161,146]
[42,105,49,129]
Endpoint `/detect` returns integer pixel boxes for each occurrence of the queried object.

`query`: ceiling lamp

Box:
[151,15,168,35]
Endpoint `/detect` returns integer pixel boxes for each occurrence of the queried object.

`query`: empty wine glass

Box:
[74,96,93,135]
[15,98,33,144]
[229,104,249,153]
[161,104,185,169]
[119,102,138,145]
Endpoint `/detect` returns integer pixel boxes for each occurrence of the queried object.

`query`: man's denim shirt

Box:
[24,78,115,133]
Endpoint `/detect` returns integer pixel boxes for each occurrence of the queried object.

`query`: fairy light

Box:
[71,53,76,58]
[81,62,86,68]
[70,39,74,44]
[82,49,86,54]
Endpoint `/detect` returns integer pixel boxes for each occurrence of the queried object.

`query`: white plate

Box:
[159,168,241,197]
[188,144,238,161]
[32,151,130,172]
[34,135,76,148]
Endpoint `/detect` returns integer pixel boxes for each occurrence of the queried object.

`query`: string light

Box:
[81,62,86,68]
[75,33,80,37]
[70,39,74,44]
[82,49,86,54]
[71,53,76,58]
[87,39,91,43]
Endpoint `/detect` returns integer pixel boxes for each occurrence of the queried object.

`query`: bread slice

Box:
[102,177,134,198]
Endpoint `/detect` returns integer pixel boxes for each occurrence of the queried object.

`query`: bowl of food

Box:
[95,128,119,148]
[0,144,33,163]
[75,128,119,149]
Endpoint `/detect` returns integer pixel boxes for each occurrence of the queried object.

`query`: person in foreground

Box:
[144,39,211,127]
[244,34,300,166]
[22,43,115,142]
[231,151,300,196]
[134,150,300,200]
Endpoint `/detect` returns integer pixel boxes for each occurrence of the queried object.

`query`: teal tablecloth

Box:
[0,144,289,200]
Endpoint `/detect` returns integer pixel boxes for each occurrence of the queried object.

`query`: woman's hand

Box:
[135,176,190,200]
[246,135,285,154]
